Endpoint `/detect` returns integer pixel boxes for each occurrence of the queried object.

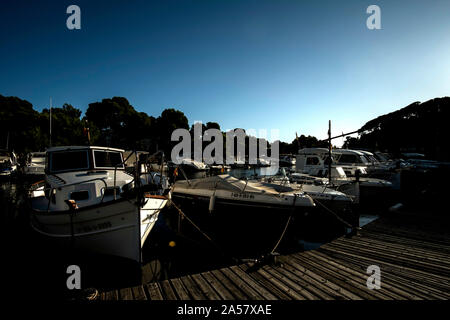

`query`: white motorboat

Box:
[170,158,208,172]
[23,152,46,176]
[280,155,296,167]
[29,146,169,263]
[290,166,393,205]
[172,174,315,212]
[208,164,231,172]
[0,149,17,176]
[296,148,369,177]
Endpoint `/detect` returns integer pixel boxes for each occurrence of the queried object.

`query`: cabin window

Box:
[93,150,123,169]
[70,190,89,201]
[306,157,319,165]
[103,187,121,197]
[50,150,89,172]
[337,154,361,164]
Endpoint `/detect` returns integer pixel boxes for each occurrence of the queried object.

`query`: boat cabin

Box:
[37,146,133,211]
[296,148,368,177]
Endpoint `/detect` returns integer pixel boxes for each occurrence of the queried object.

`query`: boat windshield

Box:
[49,150,89,172]
[93,150,123,169]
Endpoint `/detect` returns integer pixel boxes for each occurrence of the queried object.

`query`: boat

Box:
[172,174,315,212]
[169,174,316,252]
[280,154,296,167]
[256,158,272,167]
[229,158,248,169]
[169,158,208,173]
[249,175,355,214]
[296,148,368,177]
[23,152,46,177]
[29,146,169,263]
[0,149,17,177]
[208,164,231,173]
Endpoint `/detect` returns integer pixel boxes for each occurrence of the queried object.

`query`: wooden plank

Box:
[314,249,450,299]
[191,273,221,300]
[170,278,191,300]
[320,243,450,281]
[262,265,318,300]
[104,290,119,301]
[180,275,207,300]
[145,282,164,300]
[131,285,147,300]
[160,280,178,300]
[303,251,423,300]
[363,225,450,247]
[318,246,450,295]
[210,269,249,300]
[362,228,450,249]
[229,265,278,300]
[290,253,395,300]
[256,267,306,300]
[277,256,356,300]
[239,264,292,300]
[334,237,450,267]
[201,271,235,300]
[354,232,450,260]
[322,240,450,276]
[280,256,364,300]
[220,267,265,300]
[119,287,133,300]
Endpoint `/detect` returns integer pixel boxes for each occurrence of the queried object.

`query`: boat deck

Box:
[100,210,450,300]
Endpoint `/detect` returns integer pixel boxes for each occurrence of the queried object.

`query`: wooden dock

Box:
[100,210,450,300]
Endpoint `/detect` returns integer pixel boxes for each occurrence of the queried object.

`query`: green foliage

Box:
[345,97,450,160]
[6,93,446,163]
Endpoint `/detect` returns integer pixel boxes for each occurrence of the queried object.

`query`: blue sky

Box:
[1,0,449,145]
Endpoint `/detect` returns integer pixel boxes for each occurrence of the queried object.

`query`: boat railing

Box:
[113,150,168,199]
[113,150,137,200]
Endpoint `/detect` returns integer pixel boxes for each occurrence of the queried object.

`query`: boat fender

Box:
[209,194,216,213]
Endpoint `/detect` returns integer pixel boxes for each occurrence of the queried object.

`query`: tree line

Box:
[3,94,447,161]
[1,94,320,159]
[344,97,450,161]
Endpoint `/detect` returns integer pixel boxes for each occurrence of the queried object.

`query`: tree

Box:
[155,108,189,154]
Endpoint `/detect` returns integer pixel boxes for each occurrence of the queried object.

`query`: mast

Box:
[6,131,9,150]
[328,120,332,183]
[49,97,52,147]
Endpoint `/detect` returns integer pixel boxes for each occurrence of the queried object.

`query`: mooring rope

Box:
[269,214,292,254]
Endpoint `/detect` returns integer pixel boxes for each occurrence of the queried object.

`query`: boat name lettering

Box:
[231,193,255,199]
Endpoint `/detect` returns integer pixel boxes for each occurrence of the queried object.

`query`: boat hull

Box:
[31,197,141,263]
